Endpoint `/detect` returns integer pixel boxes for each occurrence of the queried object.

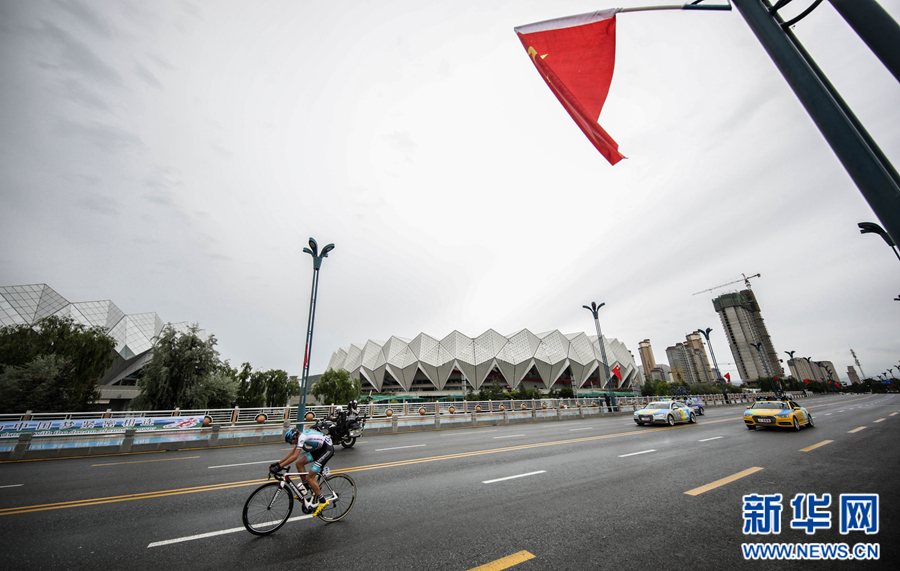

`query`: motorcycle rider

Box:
[270,426,334,516]
[331,405,348,440]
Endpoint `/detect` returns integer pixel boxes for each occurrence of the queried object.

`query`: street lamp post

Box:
[298,237,335,427]
[699,327,729,404]
[583,302,616,412]
[750,342,778,396]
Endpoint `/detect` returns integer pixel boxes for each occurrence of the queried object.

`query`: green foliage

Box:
[310,368,361,405]
[131,324,234,410]
[235,362,265,408]
[558,387,575,399]
[641,378,673,397]
[263,368,297,407]
[0,316,116,413]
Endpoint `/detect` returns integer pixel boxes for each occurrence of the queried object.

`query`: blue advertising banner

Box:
[0,415,209,438]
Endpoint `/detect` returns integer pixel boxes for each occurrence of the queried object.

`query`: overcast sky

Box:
[2,0,899,385]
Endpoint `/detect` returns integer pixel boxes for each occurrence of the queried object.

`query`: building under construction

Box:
[712,289,783,383]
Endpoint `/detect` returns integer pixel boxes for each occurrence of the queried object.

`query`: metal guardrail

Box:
[1,393,805,459]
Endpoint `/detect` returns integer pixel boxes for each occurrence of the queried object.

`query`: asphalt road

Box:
[1,394,897,571]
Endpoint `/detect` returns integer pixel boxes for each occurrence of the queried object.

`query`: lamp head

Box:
[858,222,896,247]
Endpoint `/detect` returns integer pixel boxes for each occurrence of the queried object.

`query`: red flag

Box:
[303,344,309,369]
[724,373,731,383]
[515,10,625,165]
[612,364,622,381]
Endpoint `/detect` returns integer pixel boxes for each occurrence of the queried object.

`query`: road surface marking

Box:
[890,412,898,417]
[0,424,729,514]
[493,434,525,439]
[0,484,23,489]
[848,427,866,433]
[441,430,498,436]
[685,467,764,496]
[483,471,546,484]
[873,419,885,423]
[468,551,535,571]
[93,456,199,466]
[569,427,594,431]
[147,515,313,547]
[618,449,656,457]
[800,440,833,452]
[375,444,426,451]
[699,437,723,442]
[209,460,276,469]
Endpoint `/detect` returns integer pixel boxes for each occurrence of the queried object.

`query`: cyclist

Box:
[270,426,334,516]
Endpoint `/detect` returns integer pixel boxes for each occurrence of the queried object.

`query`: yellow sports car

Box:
[743,399,814,431]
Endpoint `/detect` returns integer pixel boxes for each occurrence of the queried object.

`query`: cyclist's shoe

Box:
[312,498,329,516]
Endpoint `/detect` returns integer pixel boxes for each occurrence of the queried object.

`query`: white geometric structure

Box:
[328,328,639,393]
[0,284,201,388]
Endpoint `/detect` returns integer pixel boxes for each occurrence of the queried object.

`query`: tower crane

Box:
[692,273,761,296]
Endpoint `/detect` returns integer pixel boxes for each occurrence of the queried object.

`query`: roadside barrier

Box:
[0,392,807,461]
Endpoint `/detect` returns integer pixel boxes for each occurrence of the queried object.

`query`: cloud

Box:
[34,20,121,85]
[51,0,111,38]
[52,118,143,152]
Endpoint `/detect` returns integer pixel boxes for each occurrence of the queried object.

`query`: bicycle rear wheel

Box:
[317,474,356,522]
[243,482,293,535]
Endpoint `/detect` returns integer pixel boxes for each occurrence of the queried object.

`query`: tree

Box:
[264,368,298,407]
[233,363,297,407]
[131,324,234,410]
[310,369,361,405]
[0,315,116,413]
[235,362,266,408]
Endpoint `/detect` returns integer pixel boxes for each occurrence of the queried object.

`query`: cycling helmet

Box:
[335,406,343,413]
[284,428,299,443]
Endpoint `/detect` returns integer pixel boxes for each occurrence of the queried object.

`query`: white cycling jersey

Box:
[297,428,332,451]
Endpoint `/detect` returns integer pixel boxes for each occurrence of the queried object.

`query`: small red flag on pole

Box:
[612,364,623,381]
[724,373,731,383]
[515,9,625,165]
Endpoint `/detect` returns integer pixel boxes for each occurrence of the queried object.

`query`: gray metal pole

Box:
[297,239,334,428]
[827,0,900,84]
[584,302,616,411]
[733,0,900,245]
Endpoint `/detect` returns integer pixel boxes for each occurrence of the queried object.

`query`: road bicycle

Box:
[242,467,357,535]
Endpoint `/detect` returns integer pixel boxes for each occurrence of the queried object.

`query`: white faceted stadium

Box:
[1,284,204,406]
[328,328,638,394]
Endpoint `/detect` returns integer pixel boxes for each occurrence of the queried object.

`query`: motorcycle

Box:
[315,409,366,449]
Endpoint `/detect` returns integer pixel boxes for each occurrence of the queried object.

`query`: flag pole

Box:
[620,1,732,12]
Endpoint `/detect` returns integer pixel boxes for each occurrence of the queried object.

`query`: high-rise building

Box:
[712,289,783,382]
[666,343,697,383]
[638,340,657,381]
[665,333,714,384]
[787,357,817,382]
[685,331,714,383]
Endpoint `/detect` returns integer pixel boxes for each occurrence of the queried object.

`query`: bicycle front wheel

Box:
[317,474,357,522]
[243,482,293,535]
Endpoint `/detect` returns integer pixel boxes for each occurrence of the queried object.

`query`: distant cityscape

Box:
[2,283,863,411]
[638,287,847,387]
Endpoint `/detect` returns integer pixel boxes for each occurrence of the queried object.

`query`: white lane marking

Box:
[375,444,426,452]
[148,515,313,547]
[441,430,498,436]
[208,460,274,469]
[0,484,24,489]
[569,427,594,431]
[619,449,656,458]
[493,434,525,439]
[699,437,723,442]
[483,471,546,484]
